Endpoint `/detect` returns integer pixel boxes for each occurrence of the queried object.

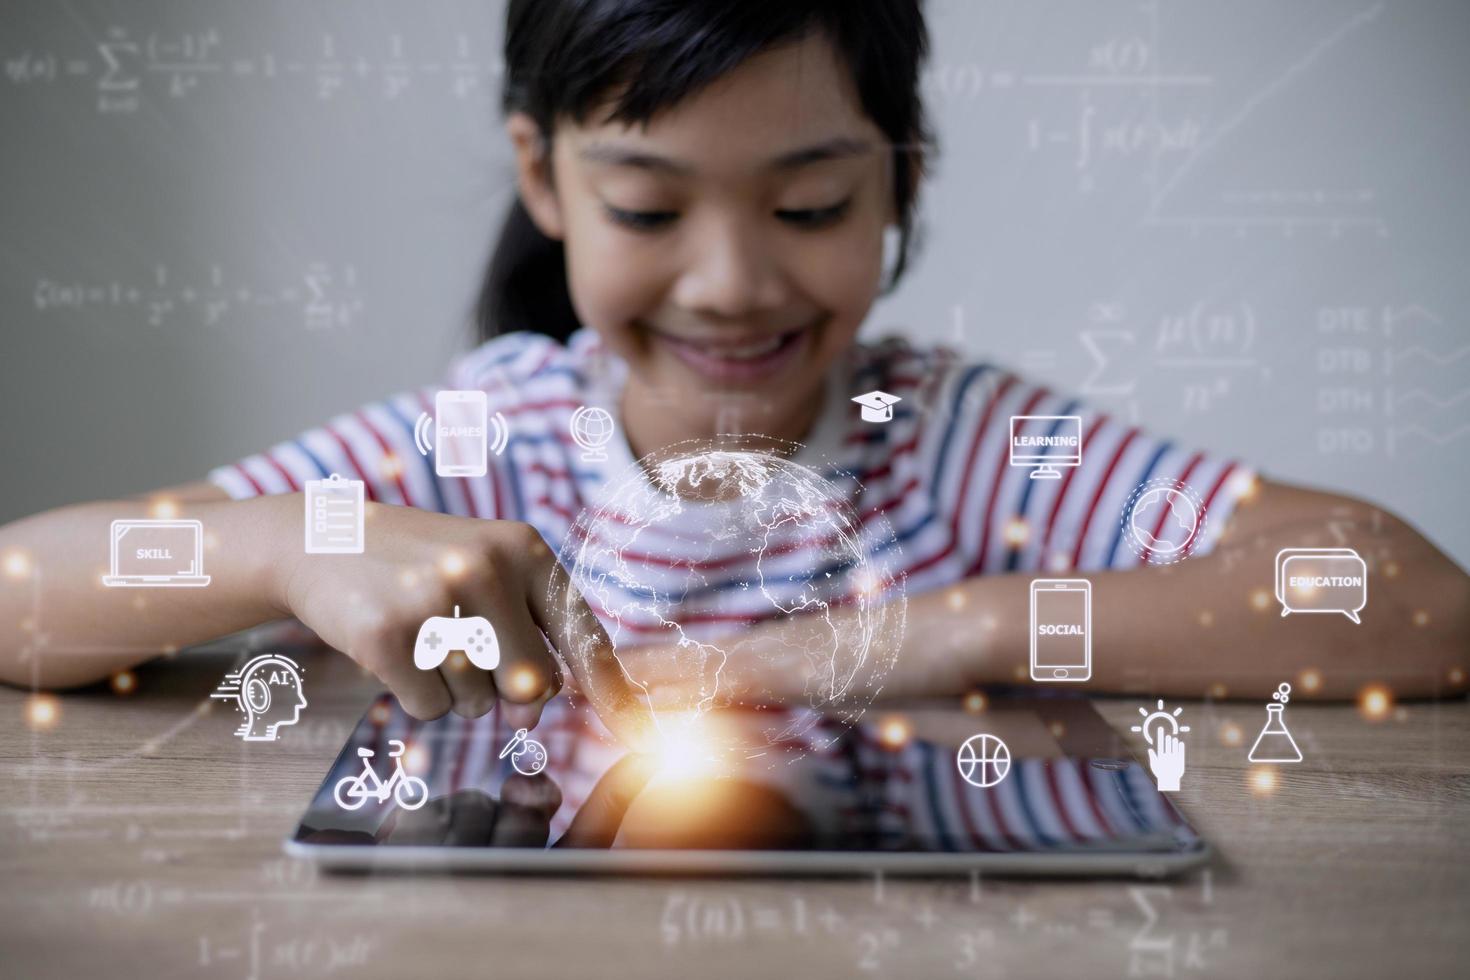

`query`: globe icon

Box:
[1127,485,1202,559]
[547,436,907,762]
[570,406,616,462]
[956,733,1010,788]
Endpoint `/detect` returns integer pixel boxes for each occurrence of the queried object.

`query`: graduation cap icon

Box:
[851,390,901,423]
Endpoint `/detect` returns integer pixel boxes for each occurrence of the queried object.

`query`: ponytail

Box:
[475,196,580,344]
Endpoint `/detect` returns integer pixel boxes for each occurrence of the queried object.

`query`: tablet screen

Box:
[291,694,1202,858]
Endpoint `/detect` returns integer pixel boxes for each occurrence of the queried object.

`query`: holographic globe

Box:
[549,436,906,762]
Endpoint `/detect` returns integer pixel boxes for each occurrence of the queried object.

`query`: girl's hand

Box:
[273,503,643,733]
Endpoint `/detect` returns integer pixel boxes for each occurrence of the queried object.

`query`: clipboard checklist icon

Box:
[305,473,365,554]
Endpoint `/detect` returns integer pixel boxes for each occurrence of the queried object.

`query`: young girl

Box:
[2,0,1465,741]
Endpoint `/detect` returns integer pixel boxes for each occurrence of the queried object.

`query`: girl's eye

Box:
[775,198,852,228]
[604,205,678,231]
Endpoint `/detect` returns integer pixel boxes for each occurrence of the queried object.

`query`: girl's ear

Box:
[507,112,566,241]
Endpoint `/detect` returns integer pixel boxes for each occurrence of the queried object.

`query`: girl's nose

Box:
[670,215,790,319]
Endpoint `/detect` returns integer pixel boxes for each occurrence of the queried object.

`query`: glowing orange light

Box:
[149,498,180,519]
[877,714,913,750]
[3,550,32,579]
[1048,721,1066,740]
[1298,669,1322,694]
[381,454,404,479]
[1003,518,1030,547]
[25,694,60,730]
[439,552,468,578]
[1358,684,1393,722]
[110,672,137,696]
[1219,721,1242,747]
[946,588,967,612]
[1249,767,1277,796]
[1232,472,1260,503]
[369,701,392,725]
[1249,589,1272,612]
[1412,610,1430,627]
[1208,682,1228,700]
[963,691,988,714]
[1383,561,1400,579]
[446,651,469,672]
[404,744,429,774]
[507,666,542,699]
[851,568,885,599]
[1448,667,1466,686]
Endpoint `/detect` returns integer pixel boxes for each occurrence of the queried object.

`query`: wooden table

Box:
[3,645,1466,979]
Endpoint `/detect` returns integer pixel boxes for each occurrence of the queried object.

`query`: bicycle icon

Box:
[333,739,429,811]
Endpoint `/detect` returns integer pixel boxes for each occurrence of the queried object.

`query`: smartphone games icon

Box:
[413,390,509,478]
[434,389,489,478]
[1030,579,1091,682]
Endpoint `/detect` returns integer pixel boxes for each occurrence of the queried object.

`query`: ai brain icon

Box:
[1274,548,1368,624]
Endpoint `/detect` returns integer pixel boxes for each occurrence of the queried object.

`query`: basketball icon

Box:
[956,733,1011,788]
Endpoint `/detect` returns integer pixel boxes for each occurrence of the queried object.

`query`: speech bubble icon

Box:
[1274,549,1367,623]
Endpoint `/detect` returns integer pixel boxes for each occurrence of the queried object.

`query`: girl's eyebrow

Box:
[578,136,875,175]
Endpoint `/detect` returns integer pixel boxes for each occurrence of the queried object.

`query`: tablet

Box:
[285,693,1209,877]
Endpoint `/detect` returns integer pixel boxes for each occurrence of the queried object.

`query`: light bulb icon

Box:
[1132,699,1190,792]
[1131,699,1191,746]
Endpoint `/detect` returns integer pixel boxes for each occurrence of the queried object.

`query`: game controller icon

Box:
[499,728,548,776]
[413,606,500,671]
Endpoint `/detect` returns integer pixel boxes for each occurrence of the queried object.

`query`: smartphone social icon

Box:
[1030,579,1091,682]
[435,390,488,478]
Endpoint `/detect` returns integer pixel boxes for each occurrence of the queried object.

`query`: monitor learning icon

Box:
[1009,415,1083,479]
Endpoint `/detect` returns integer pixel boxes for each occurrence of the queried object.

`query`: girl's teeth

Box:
[718,336,786,360]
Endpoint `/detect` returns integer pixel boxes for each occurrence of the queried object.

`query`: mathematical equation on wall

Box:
[659,871,1230,977]
[1315,305,1467,458]
[918,1,1389,235]
[5,28,502,109]
[32,263,363,331]
[951,300,1271,422]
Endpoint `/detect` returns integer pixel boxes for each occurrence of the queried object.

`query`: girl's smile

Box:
[638,316,823,386]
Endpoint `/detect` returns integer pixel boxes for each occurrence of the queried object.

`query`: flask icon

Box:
[1247,682,1302,764]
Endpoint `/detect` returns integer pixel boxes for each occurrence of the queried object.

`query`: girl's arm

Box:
[0,482,293,689]
[0,482,647,739]
[899,478,1470,700]
[683,479,1469,703]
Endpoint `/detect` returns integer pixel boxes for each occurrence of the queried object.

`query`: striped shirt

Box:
[211,328,1254,598]
[251,330,1247,838]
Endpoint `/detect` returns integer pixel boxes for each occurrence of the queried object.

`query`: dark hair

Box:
[477,0,932,344]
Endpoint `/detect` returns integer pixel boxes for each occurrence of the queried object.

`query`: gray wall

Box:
[3,0,1467,566]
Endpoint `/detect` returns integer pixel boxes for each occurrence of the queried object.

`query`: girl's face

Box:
[510,33,896,449]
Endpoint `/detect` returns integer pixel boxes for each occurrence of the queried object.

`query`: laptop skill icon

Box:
[103,519,212,588]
